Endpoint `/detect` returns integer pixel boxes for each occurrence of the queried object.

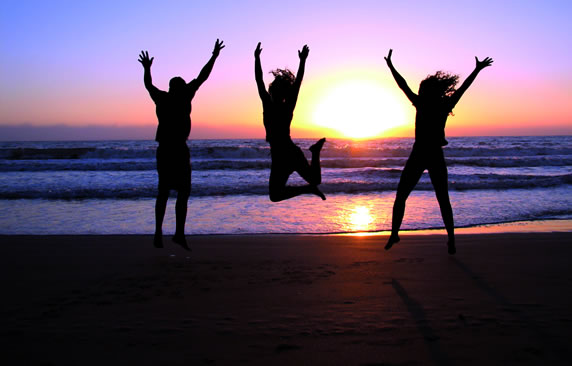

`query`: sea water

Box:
[0,136,570,234]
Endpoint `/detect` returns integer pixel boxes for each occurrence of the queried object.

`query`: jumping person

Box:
[138,39,225,250]
[384,49,493,254]
[254,42,326,202]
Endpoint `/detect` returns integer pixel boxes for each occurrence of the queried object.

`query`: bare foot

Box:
[385,234,400,250]
[172,234,190,251]
[311,185,326,200]
[309,138,326,154]
[153,232,163,248]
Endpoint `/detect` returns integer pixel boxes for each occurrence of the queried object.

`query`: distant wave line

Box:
[1,178,570,199]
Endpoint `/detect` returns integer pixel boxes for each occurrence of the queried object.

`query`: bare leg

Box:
[309,138,326,185]
[386,151,425,250]
[154,188,169,248]
[172,191,190,251]
[269,167,324,202]
[428,153,455,254]
[295,139,326,200]
[269,185,323,202]
[270,145,326,202]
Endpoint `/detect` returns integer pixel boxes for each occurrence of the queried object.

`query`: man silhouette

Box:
[138,39,224,250]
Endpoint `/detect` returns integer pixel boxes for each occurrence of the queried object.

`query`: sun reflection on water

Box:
[345,205,376,233]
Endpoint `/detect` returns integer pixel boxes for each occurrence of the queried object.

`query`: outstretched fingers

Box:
[213,39,225,56]
[138,50,153,67]
[476,56,494,69]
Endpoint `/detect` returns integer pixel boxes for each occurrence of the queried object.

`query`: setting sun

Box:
[312,79,408,139]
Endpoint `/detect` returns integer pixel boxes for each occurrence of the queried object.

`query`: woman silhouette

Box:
[384,49,493,254]
[254,42,326,202]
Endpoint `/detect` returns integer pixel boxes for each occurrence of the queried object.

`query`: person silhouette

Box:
[254,42,326,202]
[138,39,225,250]
[383,49,493,254]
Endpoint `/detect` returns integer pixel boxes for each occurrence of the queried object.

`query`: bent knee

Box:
[269,192,282,202]
[268,186,284,202]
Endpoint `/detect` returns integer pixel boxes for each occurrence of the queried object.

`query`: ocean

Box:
[0,136,571,234]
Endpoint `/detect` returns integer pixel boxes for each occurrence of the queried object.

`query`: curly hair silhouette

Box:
[254,42,326,202]
[383,49,493,254]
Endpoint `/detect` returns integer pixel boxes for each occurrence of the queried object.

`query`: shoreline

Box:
[2,218,570,237]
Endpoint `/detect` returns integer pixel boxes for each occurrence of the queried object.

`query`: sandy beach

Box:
[1,232,572,365]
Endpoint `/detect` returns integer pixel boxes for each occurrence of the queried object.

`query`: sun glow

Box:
[312,79,408,139]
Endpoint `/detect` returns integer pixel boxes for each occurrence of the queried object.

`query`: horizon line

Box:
[0,123,570,142]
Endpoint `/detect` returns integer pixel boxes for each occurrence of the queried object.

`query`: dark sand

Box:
[1,233,571,365]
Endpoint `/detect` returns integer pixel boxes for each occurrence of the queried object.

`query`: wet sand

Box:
[1,233,571,365]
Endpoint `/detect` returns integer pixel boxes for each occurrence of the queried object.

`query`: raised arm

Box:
[254,42,270,103]
[138,51,158,93]
[385,49,417,104]
[193,39,225,88]
[449,56,493,107]
[289,44,309,106]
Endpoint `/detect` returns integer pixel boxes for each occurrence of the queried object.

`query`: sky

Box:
[1,0,571,140]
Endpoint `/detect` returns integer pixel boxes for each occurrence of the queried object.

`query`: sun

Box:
[312,79,408,139]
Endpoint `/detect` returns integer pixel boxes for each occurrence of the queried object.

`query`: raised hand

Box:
[298,44,309,60]
[475,56,493,70]
[384,49,393,65]
[254,42,262,58]
[138,51,154,68]
[212,39,225,57]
